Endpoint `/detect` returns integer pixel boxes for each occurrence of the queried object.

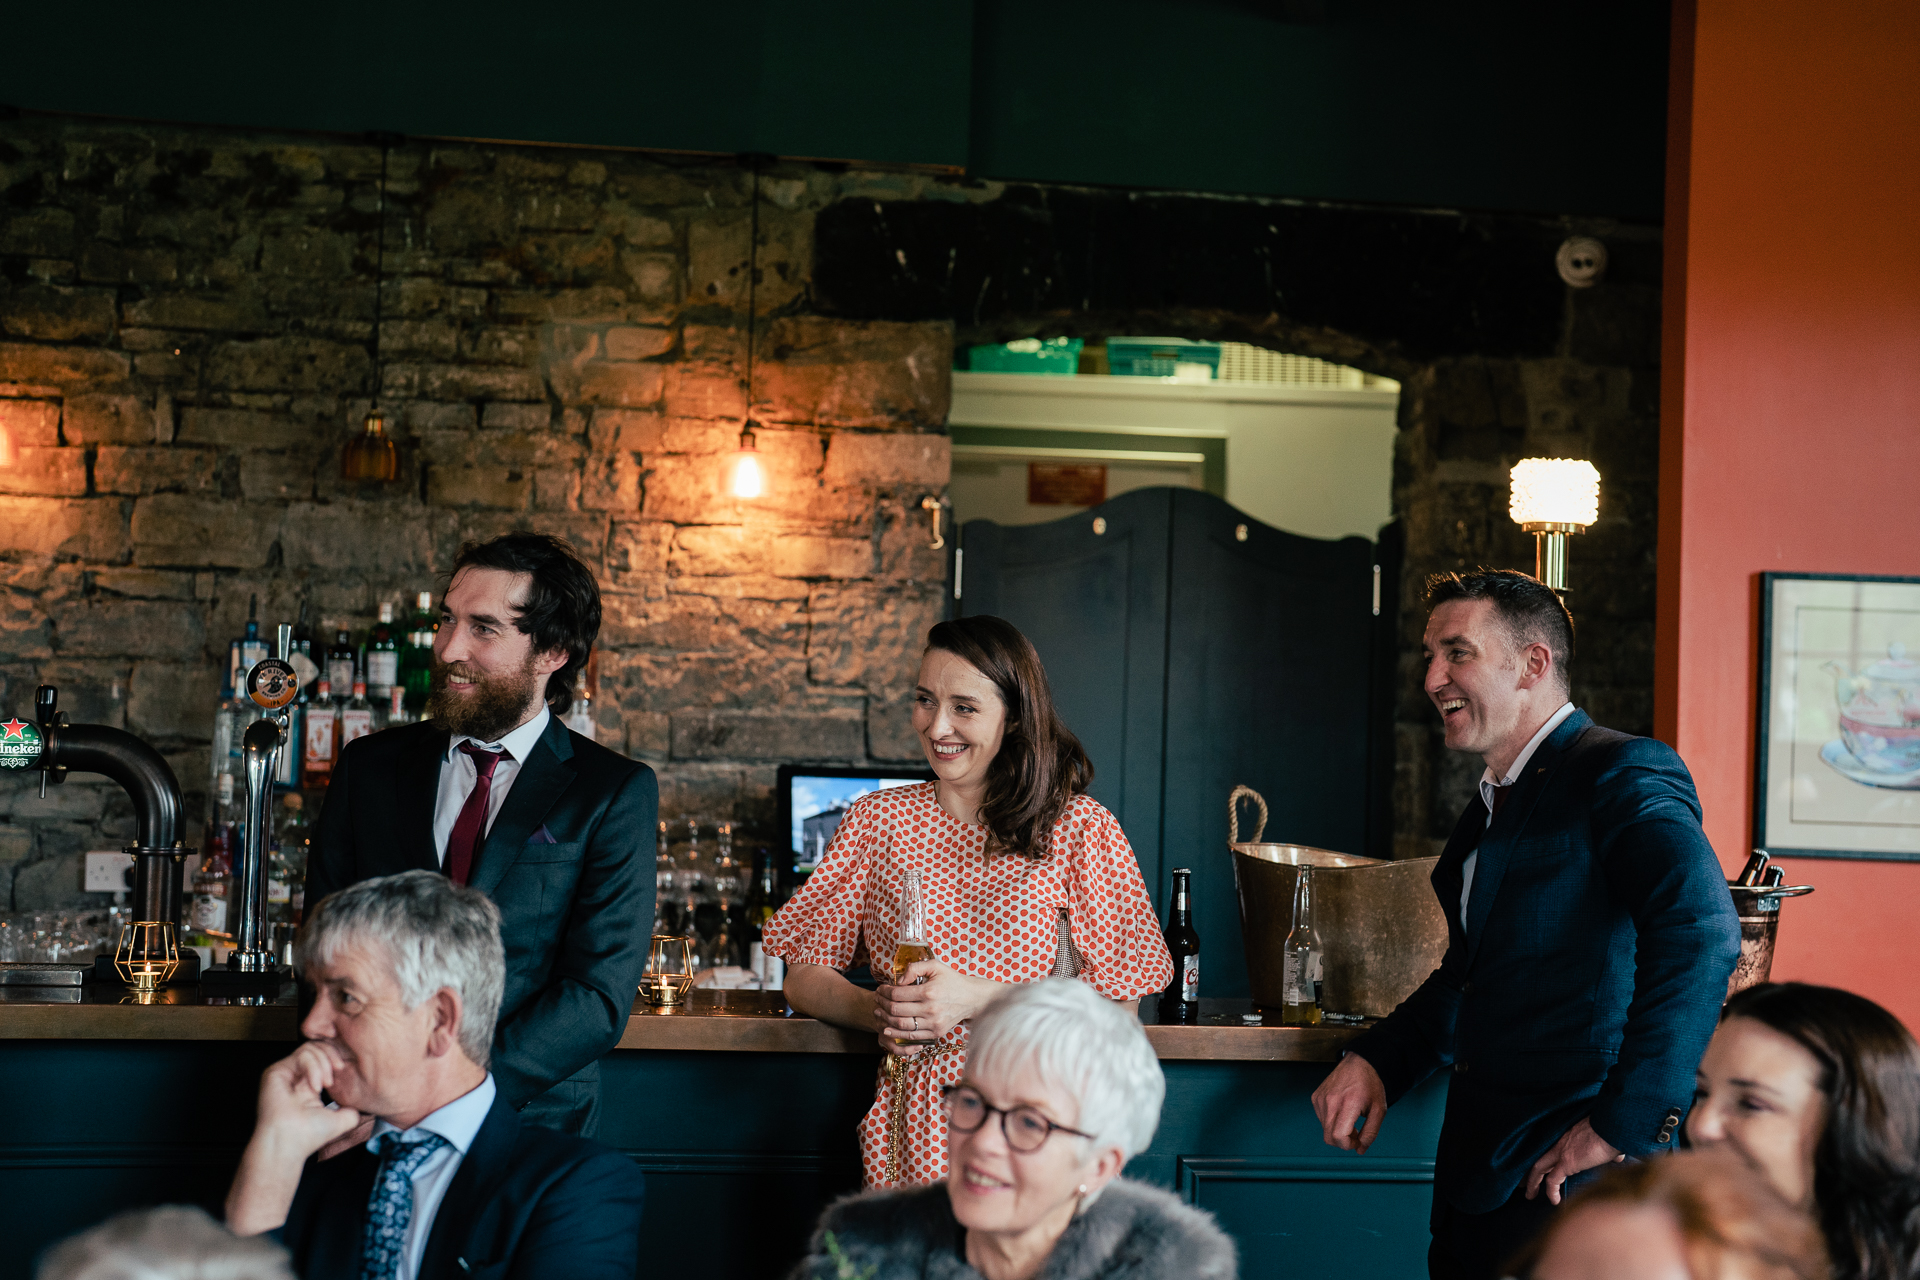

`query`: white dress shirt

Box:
[432,707,551,867]
[366,1073,497,1280]
[1461,701,1575,919]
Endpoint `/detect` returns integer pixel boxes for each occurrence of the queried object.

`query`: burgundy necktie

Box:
[1489,783,1511,818]
[445,742,505,886]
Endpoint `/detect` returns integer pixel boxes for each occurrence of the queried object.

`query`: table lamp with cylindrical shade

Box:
[1509,458,1600,593]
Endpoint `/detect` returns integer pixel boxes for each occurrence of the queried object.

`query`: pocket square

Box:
[527,824,559,845]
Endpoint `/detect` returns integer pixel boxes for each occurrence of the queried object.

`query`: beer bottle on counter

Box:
[1282,869,1322,1026]
[1159,868,1201,1024]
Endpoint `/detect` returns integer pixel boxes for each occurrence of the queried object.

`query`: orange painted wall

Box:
[1658,0,1920,1030]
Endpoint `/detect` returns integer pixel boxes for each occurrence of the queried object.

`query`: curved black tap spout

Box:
[44,723,184,851]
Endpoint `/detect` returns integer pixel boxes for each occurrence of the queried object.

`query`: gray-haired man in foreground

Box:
[225,871,645,1280]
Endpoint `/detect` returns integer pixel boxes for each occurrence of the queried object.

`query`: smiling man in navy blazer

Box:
[1311,569,1740,1280]
[310,532,656,1138]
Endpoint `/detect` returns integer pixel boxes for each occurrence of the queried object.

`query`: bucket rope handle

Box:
[1228,785,1269,845]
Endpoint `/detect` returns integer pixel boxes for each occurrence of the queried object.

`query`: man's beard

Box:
[427,654,545,742]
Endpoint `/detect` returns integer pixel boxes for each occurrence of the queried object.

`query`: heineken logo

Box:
[0,718,43,769]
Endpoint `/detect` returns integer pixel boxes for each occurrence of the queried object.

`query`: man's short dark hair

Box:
[450,532,600,713]
[1425,568,1574,688]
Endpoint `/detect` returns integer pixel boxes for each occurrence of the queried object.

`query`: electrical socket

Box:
[84,851,132,893]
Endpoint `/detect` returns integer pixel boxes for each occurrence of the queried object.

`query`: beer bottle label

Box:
[1283,951,1313,1003]
[1180,954,1200,1001]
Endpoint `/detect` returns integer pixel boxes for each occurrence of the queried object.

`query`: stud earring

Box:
[1077,1184,1088,1196]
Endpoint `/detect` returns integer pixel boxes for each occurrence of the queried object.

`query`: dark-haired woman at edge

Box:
[764,617,1174,1187]
[1688,981,1920,1280]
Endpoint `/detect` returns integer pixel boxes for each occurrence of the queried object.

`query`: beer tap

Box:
[207,625,298,991]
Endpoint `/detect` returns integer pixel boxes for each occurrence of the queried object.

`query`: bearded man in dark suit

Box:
[309,532,656,1138]
[1311,569,1740,1280]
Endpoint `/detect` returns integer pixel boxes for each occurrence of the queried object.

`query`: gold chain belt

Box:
[881,1041,958,1185]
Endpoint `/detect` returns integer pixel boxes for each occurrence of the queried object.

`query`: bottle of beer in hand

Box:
[892,868,933,981]
[1282,868,1323,1026]
[1160,867,1201,1025]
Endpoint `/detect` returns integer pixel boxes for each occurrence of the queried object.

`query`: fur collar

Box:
[795,1178,1237,1280]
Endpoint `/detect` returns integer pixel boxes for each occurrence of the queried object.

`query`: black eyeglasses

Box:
[940,1084,1093,1152]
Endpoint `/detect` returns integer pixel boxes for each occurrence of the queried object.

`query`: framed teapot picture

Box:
[1756,573,1920,861]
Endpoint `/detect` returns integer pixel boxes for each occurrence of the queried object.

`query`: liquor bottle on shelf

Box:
[366,602,399,704]
[378,685,413,731]
[1281,868,1322,1026]
[1159,867,1201,1024]
[303,679,337,789]
[400,591,438,712]
[269,792,310,925]
[325,629,355,701]
[289,598,319,696]
[339,679,374,750]
[190,785,236,943]
[238,594,268,677]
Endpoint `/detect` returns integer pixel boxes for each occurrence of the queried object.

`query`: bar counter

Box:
[0,985,1372,1059]
[0,987,1446,1280]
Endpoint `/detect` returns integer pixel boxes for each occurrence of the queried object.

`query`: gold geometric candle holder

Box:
[114,920,180,997]
[641,934,693,1007]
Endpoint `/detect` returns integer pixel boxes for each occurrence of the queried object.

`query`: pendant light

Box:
[722,156,769,502]
[343,136,399,482]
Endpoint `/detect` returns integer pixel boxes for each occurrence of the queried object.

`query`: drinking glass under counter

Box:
[0,986,1447,1280]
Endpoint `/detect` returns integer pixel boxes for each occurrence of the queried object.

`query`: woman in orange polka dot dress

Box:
[763,616,1174,1188]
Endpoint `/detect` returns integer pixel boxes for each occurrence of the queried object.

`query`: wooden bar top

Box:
[0,987,1365,1062]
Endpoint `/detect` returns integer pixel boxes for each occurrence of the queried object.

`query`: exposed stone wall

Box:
[0,117,952,908]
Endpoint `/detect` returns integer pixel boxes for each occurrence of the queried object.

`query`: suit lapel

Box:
[302,1147,380,1276]
[470,716,576,896]
[1430,799,1487,945]
[419,1096,521,1275]
[397,725,451,873]
[1463,710,1593,960]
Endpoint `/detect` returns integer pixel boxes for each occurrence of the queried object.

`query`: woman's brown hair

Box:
[923,616,1093,860]
[1508,1151,1829,1280]
[1720,982,1920,1280]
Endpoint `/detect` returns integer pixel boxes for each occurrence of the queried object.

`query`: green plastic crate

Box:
[965,336,1084,375]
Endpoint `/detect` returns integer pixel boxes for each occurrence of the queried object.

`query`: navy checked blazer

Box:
[1345,710,1740,1213]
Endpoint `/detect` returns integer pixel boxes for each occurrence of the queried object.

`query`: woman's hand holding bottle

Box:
[875,958,1010,1055]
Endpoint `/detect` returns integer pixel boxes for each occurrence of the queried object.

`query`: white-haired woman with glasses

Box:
[793,979,1235,1280]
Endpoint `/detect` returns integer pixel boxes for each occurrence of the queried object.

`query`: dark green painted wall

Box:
[4,0,1667,218]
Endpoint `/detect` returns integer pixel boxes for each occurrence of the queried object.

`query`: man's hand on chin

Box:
[1524,1116,1624,1205]
[225,1042,368,1235]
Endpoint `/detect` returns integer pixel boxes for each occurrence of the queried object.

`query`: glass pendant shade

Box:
[1509,458,1601,529]
[725,427,765,499]
[342,411,398,482]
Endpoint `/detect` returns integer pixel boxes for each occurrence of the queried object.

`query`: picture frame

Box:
[1755,572,1920,862]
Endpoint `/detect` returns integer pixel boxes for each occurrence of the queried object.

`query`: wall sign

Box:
[1756,573,1920,861]
[1027,464,1106,506]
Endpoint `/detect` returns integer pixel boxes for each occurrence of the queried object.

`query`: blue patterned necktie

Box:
[361,1130,450,1280]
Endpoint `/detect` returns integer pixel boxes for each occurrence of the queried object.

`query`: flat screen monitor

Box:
[778,765,935,870]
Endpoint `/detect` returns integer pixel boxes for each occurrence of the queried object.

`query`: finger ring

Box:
[912,1016,920,1031]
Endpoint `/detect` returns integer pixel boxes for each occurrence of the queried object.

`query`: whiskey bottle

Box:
[325,629,355,700]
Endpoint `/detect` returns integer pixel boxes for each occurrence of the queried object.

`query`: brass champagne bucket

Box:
[1229,786,1448,1017]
